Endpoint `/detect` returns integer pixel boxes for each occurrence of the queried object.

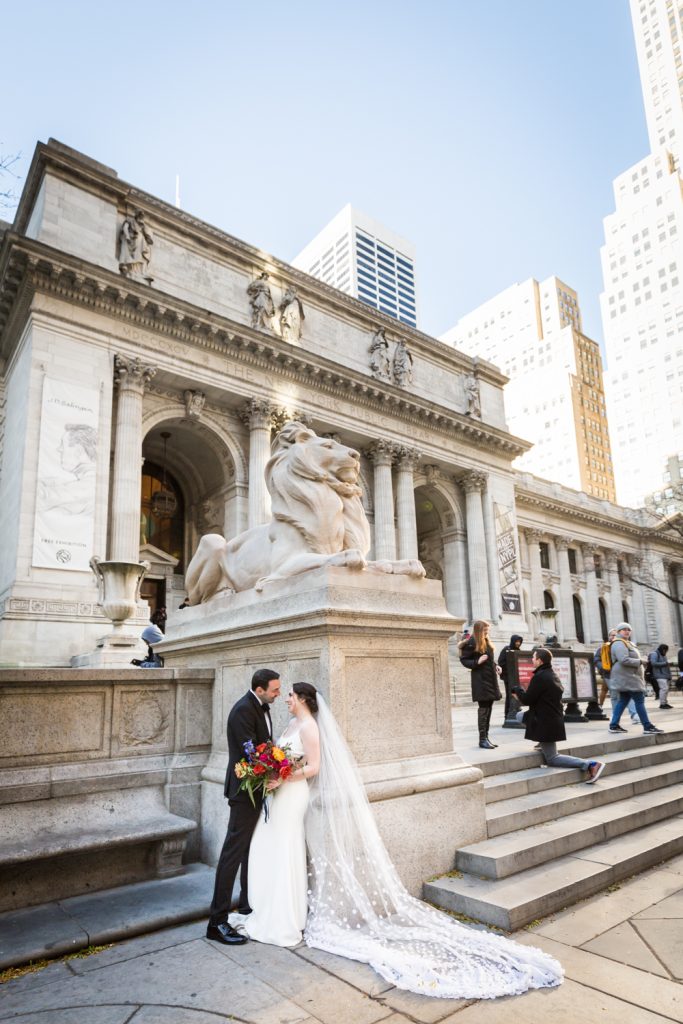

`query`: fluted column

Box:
[442,529,469,620]
[395,446,420,560]
[525,529,544,619]
[555,535,578,645]
[367,441,396,561]
[605,552,624,630]
[110,355,156,561]
[628,556,650,645]
[481,483,501,623]
[461,471,491,622]
[241,399,276,528]
[581,544,603,644]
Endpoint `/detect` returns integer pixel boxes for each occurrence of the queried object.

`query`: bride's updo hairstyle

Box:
[293,682,318,714]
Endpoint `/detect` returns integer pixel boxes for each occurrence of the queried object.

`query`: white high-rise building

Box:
[441,276,616,501]
[599,0,683,508]
[292,204,418,327]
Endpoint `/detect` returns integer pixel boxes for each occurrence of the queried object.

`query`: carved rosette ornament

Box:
[183,390,206,420]
[114,354,157,393]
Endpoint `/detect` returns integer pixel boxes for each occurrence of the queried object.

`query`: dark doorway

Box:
[573,595,585,644]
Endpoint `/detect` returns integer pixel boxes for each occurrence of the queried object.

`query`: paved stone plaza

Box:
[2,703,681,1023]
[1,853,681,1023]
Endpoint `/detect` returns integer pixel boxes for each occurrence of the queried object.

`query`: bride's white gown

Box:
[232,703,563,999]
[231,721,308,947]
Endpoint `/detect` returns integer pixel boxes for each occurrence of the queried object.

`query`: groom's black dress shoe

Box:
[206,922,248,945]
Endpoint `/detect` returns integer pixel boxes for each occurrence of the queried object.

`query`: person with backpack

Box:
[648,644,674,709]
[608,623,663,735]
[594,628,638,723]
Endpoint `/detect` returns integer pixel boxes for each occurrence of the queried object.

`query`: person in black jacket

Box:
[497,633,523,719]
[512,648,605,782]
[459,619,502,749]
[206,667,281,946]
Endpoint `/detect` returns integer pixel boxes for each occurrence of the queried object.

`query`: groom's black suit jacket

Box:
[225,690,272,801]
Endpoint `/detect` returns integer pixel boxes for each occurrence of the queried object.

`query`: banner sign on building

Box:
[495,502,522,613]
[32,379,99,571]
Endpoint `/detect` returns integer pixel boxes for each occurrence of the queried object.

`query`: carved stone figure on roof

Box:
[369,329,391,381]
[247,272,275,330]
[464,374,481,419]
[118,211,154,284]
[279,287,305,343]
[392,339,413,388]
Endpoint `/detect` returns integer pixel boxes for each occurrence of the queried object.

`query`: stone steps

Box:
[424,727,683,930]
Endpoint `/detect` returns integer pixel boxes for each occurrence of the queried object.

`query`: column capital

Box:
[554,535,574,552]
[365,438,396,467]
[239,397,277,431]
[114,354,156,392]
[579,542,599,559]
[604,551,620,572]
[459,469,488,494]
[524,527,544,544]
[395,445,421,471]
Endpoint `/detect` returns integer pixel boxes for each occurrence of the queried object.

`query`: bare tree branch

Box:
[0,149,21,210]
[622,570,683,606]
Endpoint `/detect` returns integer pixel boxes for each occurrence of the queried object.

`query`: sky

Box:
[1,0,648,347]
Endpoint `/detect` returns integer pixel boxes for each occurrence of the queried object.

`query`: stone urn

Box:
[90,556,150,634]
[532,606,560,645]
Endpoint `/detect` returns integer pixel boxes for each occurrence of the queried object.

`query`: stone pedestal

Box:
[158,567,485,895]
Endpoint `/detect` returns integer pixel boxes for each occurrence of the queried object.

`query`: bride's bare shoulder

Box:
[300,715,319,738]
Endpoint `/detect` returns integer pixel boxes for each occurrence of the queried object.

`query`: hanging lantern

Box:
[151,431,177,518]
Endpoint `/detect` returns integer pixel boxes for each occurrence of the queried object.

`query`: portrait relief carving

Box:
[279,287,305,343]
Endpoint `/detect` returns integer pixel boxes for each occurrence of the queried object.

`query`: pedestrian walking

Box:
[595,628,639,723]
[498,633,523,719]
[608,623,664,735]
[512,647,605,782]
[648,644,674,709]
[459,620,502,749]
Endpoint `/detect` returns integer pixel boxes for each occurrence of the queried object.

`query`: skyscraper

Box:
[291,204,418,327]
[441,276,616,501]
[599,0,683,507]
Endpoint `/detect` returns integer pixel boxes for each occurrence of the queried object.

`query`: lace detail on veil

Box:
[303,697,563,1000]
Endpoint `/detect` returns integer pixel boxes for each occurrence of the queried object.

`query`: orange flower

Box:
[256,743,267,753]
[279,763,292,779]
[252,764,266,775]
[234,762,245,779]
[272,746,285,762]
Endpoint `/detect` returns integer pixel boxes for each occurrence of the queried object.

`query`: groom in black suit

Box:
[206,667,281,945]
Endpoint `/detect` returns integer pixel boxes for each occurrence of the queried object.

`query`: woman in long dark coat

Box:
[459,619,502,749]
[513,648,605,782]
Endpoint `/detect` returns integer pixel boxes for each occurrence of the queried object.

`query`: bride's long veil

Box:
[304,696,563,999]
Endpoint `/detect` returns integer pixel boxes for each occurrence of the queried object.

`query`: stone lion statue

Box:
[185,422,425,603]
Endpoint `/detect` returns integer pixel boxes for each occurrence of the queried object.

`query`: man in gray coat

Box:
[609,623,663,734]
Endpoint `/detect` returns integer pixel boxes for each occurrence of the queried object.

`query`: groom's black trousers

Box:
[209,799,261,924]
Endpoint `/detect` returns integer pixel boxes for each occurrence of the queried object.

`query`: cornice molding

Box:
[11,140,508,388]
[0,237,529,459]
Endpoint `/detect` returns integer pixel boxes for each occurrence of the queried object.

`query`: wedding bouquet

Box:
[234,739,299,806]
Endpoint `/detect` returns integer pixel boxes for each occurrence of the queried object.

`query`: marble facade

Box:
[0,139,681,667]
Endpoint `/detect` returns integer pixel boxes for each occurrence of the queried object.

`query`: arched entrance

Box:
[139,415,241,610]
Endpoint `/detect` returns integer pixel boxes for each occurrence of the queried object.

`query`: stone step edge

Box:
[483,740,683,803]
[471,728,683,777]
[457,784,683,878]
[0,863,213,971]
[424,820,683,931]
[486,759,683,836]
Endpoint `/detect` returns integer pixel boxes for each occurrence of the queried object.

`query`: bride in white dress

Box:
[231,682,563,1000]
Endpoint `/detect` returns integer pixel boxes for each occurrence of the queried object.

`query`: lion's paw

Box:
[339,549,366,570]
